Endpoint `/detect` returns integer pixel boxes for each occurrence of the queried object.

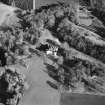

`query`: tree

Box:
[0,0,10,4]
[0,67,28,105]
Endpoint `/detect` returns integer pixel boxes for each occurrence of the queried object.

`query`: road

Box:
[61,92,105,105]
[15,55,60,105]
